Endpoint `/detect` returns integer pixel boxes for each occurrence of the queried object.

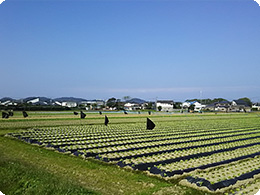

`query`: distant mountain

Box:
[54,97,88,103]
[0,97,15,102]
[1,97,148,106]
[23,97,53,103]
[127,98,147,104]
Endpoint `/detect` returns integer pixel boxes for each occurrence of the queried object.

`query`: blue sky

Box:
[1,0,260,102]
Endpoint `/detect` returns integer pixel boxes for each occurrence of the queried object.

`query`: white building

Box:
[0,100,17,106]
[156,100,174,112]
[181,101,206,112]
[55,101,62,106]
[61,101,77,108]
[181,102,191,108]
[231,100,251,112]
[124,102,142,110]
[194,102,206,112]
[27,98,40,104]
[252,103,260,111]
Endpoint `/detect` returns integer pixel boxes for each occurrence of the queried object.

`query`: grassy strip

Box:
[0,158,97,195]
[0,136,207,195]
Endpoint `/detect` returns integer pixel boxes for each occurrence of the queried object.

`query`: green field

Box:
[1,111,260,194]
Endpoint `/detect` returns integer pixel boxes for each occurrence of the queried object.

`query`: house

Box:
[123,98,147,111]
[156,100,174,112]
[24,97,54,106]
[181,101,206,112]
[204,103,217,111]
[61,101,77,108]
[216,101,231,112]
[230,100,251,112]
[252,103,260,111]
[27,97,40,104]
[0,100,17,106]
[205,101,231,112]
[124,102,142,110]
[194,102,206,112]
[0,97,17,106]
[54,101,62,106]
[181,101,192,108]
[80,100,105,110]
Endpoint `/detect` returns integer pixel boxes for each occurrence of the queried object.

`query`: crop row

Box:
[88,131,260,158]
[11,126,260,154]
[21,126,257,146]
[12,118,260,141]
[117,137,260,170]
[184,155,260,191]
[159,144,260,173]
[44,127,260,147]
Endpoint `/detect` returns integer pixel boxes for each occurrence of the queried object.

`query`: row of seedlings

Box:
[180,155,260,193]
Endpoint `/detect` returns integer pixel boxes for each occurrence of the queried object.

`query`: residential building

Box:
[61,101,77,108]
[124,102,142,110]
[194,102,206,112]
[156,100,174,112]
[205,101,231,112]
[252,103,260,111]
[181,101,206,112]
[230,100,251,112]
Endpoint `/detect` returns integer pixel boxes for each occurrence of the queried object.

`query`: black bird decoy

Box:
[2,112,9,119]
[23,111,28,118]
[147,118,155,130]
[105,115,109,126]
[73,111,78,115]
[80,111,86,119]
[99,111,102,115]
[2,112,5,119]
[124,111,128,114]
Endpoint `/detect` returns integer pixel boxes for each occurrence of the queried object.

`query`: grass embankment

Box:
[0,112,210,195]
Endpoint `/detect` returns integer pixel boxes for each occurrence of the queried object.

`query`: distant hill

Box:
[54,97,88,103]
[1,97,148,106]
[127,98,147,104]
[23,97,53,103]
[0,97,15,102]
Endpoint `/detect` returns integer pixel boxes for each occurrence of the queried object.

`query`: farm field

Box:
[1,111,260,194]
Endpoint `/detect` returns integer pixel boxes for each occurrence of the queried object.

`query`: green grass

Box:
[0,158,97,195]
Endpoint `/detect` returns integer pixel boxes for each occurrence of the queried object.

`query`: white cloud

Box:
[0,0,5,5]
[255,0,260,6]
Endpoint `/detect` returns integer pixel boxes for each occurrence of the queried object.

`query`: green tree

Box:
[106,97,116,108]
[212,98,228,103]
[123,96,131,102]
[158,106,162,111]
[174,102,182,109]
[145,102,153,110]
[189,104,195,112]
[92,103,97,110]
[238,97,252,107]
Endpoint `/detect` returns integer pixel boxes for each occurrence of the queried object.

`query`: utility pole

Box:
[200,91,202,104]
